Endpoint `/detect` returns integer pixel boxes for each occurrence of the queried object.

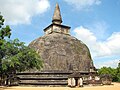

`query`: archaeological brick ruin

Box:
[16,3,107,87]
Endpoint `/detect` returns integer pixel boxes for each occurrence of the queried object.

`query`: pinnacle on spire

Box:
[52,3,62,24]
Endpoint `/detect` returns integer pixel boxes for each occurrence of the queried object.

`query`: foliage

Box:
[1,39,43,73]
[116,61,120,82]
[0,14,11,40]
[98,61,120,82]
[0,13,43,86]
[0,13,11,78]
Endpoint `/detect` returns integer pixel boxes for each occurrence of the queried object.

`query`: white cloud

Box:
[95,59,119,68]
[73,26,120,58]
[0,0,50,25]
[87,21,109,40]
[64,0,101,10]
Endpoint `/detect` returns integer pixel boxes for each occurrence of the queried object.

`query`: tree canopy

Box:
[1,39,43,73]
[0,14,11,40]
[0,13,43,86]
[98,61,120,82]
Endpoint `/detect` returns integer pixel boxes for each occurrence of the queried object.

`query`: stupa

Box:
[17,3,100,86]
[29,3,95,72]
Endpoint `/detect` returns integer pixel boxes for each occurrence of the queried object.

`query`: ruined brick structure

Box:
[29,3,95,72]
[17,3,99,86]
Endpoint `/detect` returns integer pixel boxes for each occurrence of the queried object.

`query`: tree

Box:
[0,13,11,40]
[98,61,120,82]
[1,39,43,71]
[1,39,43,85]
[118,61,120,67]
[0,13,43,86]
[0,13,11,71]
[116,61,120,82]
[98,67,117,82]
[0,13,11,85]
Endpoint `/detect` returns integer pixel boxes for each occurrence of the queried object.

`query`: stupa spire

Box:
[52,3,62,24]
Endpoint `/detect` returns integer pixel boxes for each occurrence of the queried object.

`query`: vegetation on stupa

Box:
[0,13,43,86]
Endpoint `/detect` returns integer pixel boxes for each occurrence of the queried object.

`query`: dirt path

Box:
[1,83,120,90]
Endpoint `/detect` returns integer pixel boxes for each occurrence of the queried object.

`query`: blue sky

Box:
[0,0,120,68]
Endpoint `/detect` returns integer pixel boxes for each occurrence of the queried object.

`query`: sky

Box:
[0,0,120,68]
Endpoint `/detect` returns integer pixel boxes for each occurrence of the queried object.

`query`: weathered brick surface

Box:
[29,33,94,71]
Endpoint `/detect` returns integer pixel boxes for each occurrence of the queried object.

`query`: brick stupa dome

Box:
[29,3,95,72]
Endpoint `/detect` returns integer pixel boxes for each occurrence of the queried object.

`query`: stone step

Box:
[17,71,71,86]
[19,82,67,86]
[18,77,68,86]
[17,72,70,78]
[17,71,72,75]
[18,75,69,78]
[19,80,67,83]
[19,77,68,80]
[19,80,67,85]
